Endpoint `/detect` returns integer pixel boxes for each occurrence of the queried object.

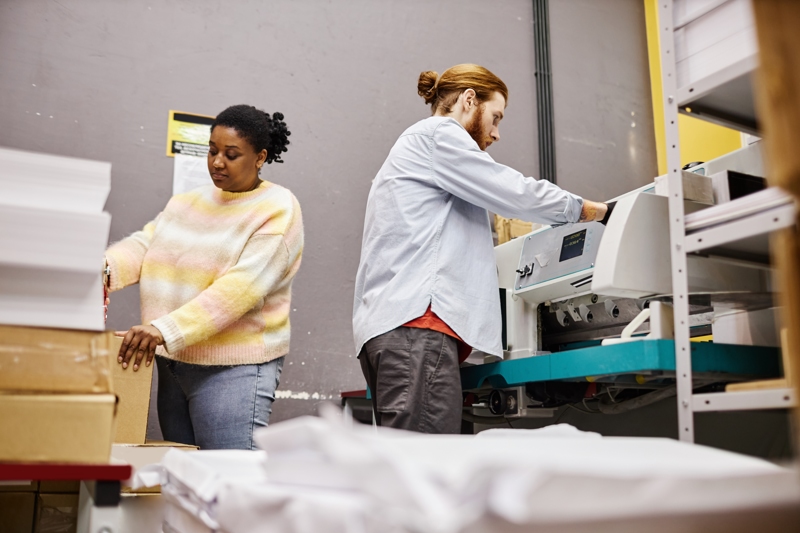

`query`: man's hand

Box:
[117,325,164,372]
[599,201,616,225]
[579,200,608,223]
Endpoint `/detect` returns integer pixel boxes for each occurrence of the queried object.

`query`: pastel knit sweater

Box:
[105,181,303,365]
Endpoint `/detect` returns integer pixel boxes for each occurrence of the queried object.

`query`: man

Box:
[353,64,613,434]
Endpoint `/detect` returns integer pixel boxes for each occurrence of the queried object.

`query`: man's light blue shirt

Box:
[353,116,584,357]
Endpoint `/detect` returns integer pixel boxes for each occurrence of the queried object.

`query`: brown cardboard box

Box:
[35,493,78,533]
[112,441,198,493]
[0,492,36,533]
[493,215,540,245]
[0,393,116,463]
[0,325,113,393]
[37,481,80,493]
[509,218,536,239]
[119,493,164,532]
[110,336,154,444]
[0,481,38,492]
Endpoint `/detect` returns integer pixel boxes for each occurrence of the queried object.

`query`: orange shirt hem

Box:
[403,306,473,362]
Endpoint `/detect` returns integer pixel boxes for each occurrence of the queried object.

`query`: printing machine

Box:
[463,141,784,420]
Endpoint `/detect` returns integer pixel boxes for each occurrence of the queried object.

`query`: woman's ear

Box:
[257,149,268,169]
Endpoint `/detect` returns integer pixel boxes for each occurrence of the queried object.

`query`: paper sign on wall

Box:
[173,154,211,196]
[165,110,214,157]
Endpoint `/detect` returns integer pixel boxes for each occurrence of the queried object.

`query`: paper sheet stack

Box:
[0,146,111,330]
[133,413,800,533]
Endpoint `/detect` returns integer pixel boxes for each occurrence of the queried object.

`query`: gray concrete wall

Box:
[0,0,543,431]
[550,0,657,200]
[0,0,657,433]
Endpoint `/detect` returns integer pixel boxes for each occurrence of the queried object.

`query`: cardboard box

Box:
[654,170,714,204]
[35,493,78,533]
[0,394,116,463]
[111,336,154,444]
[0,492,36,533]
[0,325,113,393]
[118,493,164,533]
[0,480,38,492]
[37,481,80,493]
[112,441,198,493]
[493,215,542,245]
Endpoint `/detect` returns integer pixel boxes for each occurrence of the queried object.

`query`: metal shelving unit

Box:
[659,0,796,442]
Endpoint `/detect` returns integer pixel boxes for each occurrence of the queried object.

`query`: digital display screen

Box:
[559,229,587,262]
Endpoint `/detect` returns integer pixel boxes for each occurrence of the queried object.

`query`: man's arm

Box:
[431,121,584,224]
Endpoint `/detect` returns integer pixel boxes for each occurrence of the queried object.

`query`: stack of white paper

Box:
[133,413,800,533]
[0,146,111,330]
[131,449,268,533]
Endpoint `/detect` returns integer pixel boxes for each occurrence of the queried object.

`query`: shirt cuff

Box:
[103,252,123,292]
[104,247,142,293]
[150,315,185,355]
[566,195,584,223]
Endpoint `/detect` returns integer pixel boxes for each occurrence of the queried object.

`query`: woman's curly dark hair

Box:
[211,104,291,164]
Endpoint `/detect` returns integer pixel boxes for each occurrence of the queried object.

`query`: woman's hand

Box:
[116,325,164,371]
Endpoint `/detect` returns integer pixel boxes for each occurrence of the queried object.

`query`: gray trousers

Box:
[358,326,462,434]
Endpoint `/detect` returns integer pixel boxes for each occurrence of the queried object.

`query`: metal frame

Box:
[659,0,796,441]
[693,388,796,412]
[659,1,696,442]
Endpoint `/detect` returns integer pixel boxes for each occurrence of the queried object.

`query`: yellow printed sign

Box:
[165,110,215,157]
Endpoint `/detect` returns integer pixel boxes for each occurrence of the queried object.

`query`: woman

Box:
[105,105,303,449]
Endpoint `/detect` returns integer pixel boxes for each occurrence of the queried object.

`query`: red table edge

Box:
[0,462,132,481]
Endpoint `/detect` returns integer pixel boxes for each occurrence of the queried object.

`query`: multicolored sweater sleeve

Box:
[105,216,160,292]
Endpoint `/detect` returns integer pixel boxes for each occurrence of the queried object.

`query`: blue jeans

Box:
[155,355,284,450]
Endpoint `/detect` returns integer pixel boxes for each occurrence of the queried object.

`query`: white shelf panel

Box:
[677,53,756,104]
[674,0,759,133]
[693,388,796,412]
[685,202,795,254]
[677,56,758,134]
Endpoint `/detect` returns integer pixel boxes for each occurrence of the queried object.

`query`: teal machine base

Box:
[460,340,781,391]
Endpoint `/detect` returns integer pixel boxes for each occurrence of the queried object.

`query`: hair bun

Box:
[417,70,439,104]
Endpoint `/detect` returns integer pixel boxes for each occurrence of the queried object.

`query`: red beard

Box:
[465,104,489,150]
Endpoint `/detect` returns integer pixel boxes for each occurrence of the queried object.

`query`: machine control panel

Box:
[515,222,605,297]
